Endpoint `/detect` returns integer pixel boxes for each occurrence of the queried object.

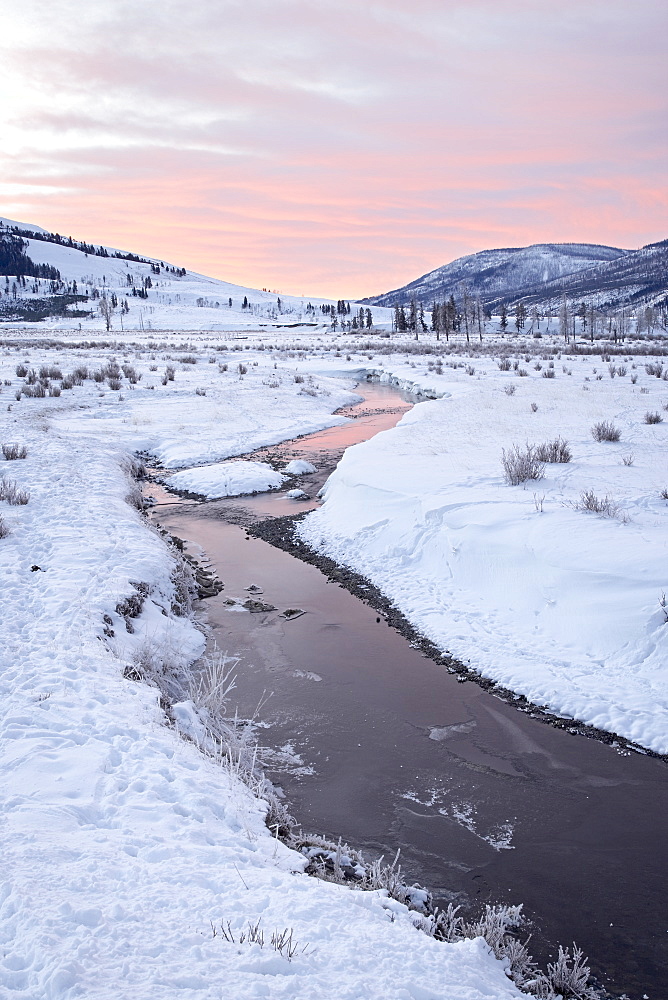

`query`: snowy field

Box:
[0,335,527,999]
[300,345,668,755]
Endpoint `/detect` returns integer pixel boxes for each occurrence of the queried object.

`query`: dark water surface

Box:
[156,382,668,999]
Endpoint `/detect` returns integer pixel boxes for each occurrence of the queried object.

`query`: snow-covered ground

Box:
[300,349,668,754]
[0,339,525,999]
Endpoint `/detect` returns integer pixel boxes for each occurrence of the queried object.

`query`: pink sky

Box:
[1,0,666,298]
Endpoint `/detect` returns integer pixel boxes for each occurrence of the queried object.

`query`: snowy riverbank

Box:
[300,353,668,754]
[0,342,525,998]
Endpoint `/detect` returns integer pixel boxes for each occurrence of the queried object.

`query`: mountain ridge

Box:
[363,240,667,311]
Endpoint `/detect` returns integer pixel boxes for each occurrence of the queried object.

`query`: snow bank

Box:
[0,345,523,999]
[300,357,668,753]
[51,361,356,469]
[284,459,316,474]
[167,460,285,498]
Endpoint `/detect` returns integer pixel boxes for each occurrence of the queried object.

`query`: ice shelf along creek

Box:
[150,380,668,1000]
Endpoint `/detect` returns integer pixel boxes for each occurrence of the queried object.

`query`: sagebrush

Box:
[591,421,620,442]
[502,444,545,485]
[534,437,572,463]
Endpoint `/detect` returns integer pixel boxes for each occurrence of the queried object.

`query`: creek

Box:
[151,381,668,999]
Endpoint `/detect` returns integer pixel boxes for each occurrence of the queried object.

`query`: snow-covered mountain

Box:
[364,243,629,307]
[498,239,668,311]
[0,217,386,331]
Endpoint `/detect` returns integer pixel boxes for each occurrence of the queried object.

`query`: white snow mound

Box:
[167,460,285,498]
[284,459,317,474]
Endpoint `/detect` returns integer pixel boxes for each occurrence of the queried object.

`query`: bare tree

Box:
[99,294,114,332]
[559,296,570,343]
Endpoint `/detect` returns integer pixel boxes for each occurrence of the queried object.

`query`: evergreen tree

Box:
[515,302,527,331]
[396,305,407,332]
[408,298,417,333]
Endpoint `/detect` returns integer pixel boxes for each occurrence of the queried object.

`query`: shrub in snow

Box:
[542,944,599,1000]
[181,355,197,364]
[645,362,663,377]
[183,648,238,719]
[542,368,555,378]
[238,363,248,375]
[659,593,668,622]
[211,918,310,962]
[0,477,29,505]
[621,452,634,466]
[294,373,304,383]
[101,361,121,379]
[591,420,620,442]
[534,437,572,463]
[644,410,663,424]
[2,443,27,460]
[504,384,516,395]
[501,444,545,485]
[195,387,207,396]
[498,359,512,371]
[0,515,8,538]
[125,483,145,511]
[15,363,28,377]
[108,378,122,391]
[170,551,197,617]
[572,490,624,519]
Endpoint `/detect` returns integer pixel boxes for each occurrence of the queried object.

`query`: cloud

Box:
[0,0,665,296]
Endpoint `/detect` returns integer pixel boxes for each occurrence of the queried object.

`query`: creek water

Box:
[153,381,667,999]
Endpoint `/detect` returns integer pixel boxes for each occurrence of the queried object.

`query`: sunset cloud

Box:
[1,0,666,297]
